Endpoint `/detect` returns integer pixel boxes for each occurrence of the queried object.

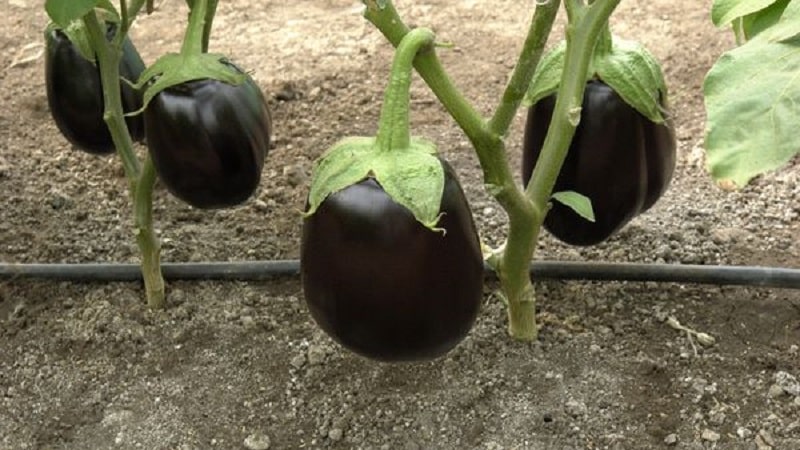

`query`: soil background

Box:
[1,0,800,449]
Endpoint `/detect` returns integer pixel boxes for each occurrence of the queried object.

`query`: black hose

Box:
[0,260,798,289]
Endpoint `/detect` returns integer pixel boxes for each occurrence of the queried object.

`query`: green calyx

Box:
[305,27,445,230]
[524,31,669,124]
[46,20,95,63]
[133,0,241,112]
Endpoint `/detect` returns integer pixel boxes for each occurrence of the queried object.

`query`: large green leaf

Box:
[757,0,800,41]
[741,0,792,39]
[45,0,99,28]
[704,35,800,187]
[711,0,780,27]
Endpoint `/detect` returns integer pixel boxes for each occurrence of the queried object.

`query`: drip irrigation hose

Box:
[0,260,798,289]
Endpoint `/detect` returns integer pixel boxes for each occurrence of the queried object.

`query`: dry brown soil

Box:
[1,0,800,449]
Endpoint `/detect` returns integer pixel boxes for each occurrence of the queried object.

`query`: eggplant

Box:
[143,64,271,209]
[44,23,146,154]
[522,80,677,246]
[301,159,484,362]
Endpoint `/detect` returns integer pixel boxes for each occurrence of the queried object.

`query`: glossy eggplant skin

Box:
[522,80,676,246]
[301,159,484,362]
[44,26,145,154]
[143,69,271,209]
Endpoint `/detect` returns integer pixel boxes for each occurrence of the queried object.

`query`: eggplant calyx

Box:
[304,136,446,231]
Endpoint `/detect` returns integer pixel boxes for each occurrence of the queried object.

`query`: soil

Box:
[1,0,799,449]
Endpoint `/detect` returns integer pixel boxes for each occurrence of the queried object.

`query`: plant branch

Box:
[564,0,585,20]
[126,0,148,28]
[82,11,141,180]
[488,0,561,136]
[202,0,218,52]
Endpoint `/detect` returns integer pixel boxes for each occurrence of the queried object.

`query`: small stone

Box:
[307,345,326,365]
[254,199,270,212]
[564,399,587,418]
[274,83,301,102]
[328,428,343,441]
[789,345,799,355]
[240,315,256,328]
[0,157,9,178]
[283,164,307,188]
[290,354,306,369]
[758,429,775,447]
[701,429,720,442]
[768,383,786,398]
[244,432,271,450]
[48,191,72,210]
[711,227,749,244]
[737,427,753,439]
[709,411,726,426]
[774,371,800,396]
[664,433,678,445]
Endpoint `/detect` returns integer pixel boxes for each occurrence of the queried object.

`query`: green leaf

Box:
[741,0,792,39]
[305,136,445,229]
[45,0,99,28]
[594,37,669,123]
[703,35,800,187]
[523,41,567,107]
[552,191,595,223]
[757,0,800,41]
[134,53,247,112]
[712,0,780,27]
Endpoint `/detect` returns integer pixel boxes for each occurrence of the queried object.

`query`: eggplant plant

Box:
[42,0,797,359]
[302,0,799,357]
[43,0,272,308]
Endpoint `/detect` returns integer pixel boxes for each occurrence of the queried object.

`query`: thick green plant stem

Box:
[124,0,148,32]
[202,0,218,52]
[181,0,209,55]
[375,28,436,152]
[83,12,166,308]
[135,159,165,309]
[489,1,561,135]
[82,14,140,183]
[505,0,621,337]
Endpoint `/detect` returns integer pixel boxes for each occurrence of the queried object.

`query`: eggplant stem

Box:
[375,28,436,153]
